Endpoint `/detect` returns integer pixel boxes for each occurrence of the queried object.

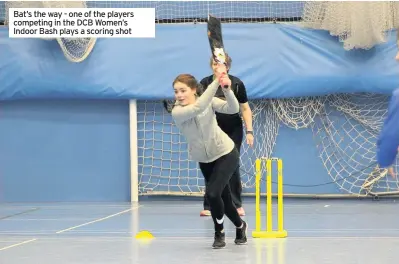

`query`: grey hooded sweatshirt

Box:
[172,78,240,163]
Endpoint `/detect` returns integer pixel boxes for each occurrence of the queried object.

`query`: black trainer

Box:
[234,220,248,245]
[212,231,226,249]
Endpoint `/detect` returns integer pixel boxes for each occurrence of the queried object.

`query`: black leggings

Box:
[199,147,243,232]
[204,125,243,209]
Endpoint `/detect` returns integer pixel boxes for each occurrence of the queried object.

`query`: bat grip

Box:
[219,71,228,89]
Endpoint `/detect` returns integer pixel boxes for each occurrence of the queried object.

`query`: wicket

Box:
[252,157,288,238]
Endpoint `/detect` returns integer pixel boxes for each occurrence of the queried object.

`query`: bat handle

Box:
[219,71,229,89]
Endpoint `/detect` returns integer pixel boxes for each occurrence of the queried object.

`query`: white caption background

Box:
[9,8,155,38]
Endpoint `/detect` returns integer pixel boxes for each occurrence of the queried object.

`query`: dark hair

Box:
[173,74,197,88]
[163,74,203,113]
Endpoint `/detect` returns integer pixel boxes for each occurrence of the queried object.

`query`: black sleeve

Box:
[200,76,212,90]
[235,79,248,104]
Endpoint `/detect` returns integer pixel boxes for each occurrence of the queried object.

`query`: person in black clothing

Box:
[199,53,254,217]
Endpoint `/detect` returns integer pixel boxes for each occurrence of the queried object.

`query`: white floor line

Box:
[55,205,141,234]
[0,239,37,251]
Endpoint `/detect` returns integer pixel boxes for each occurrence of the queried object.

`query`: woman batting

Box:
[170,64,247,249]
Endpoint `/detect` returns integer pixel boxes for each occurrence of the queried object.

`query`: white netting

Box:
[310,94,399,196]
[137,99,280,195]
[3,1,399,50]
[86,1,305,23]
[301,1,399,50]
[3,1,96,62]
[85,1,398,50]
[137,94,399,198]
[1,1,306,25]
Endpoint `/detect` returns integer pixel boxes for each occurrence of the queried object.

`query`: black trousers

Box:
[199,147,243,231]
[203,125,243,210]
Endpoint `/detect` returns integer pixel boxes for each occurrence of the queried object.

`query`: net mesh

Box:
[301,1,399,50]
[2,1,399,49]
[85,1,305,23]
[138,95,399,198]
[137,99,280,195]
[1,1,305,24]
[1,1,399,197]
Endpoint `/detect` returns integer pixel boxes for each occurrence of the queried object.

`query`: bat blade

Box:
[207,15,227,65]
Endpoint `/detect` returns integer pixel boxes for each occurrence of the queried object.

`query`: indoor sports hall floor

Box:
[0,198,398,263]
